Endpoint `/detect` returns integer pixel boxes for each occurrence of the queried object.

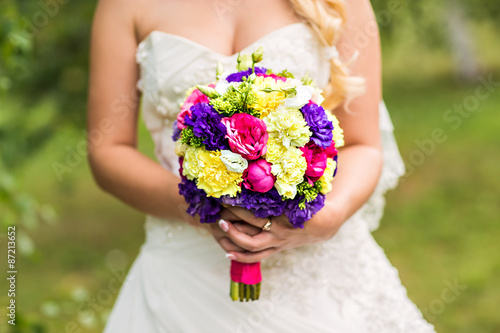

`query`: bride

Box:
[87,0,435,331]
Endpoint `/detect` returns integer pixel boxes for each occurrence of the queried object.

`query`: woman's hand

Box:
[206,208,263,254]
[214,204,345,263]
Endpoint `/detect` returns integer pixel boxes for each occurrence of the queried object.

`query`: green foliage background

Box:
[1,0,499,332]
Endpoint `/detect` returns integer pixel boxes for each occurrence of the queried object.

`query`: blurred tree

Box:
[1,0,96,169]
[460,0,500,22]
[370,0,493,82]
[1,0,96,254]
[444,1,480,82]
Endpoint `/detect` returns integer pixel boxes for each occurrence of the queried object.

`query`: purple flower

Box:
[217,186,325,228]
[301,103,333,148]
[184,103,229,151]
[284,194,325,228]
[226,67,267,83]
[178,178,221,223]
[333,155,338,177]
[219,188,285,218]
[172,120,182,141]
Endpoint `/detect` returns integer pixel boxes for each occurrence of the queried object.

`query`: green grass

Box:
[2,23,500,333]
[375,72,500,333]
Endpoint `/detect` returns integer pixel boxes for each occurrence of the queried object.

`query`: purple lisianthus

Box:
[178,178,221,223]
[333,155,338,177]
[184,103,229,151]
[284,194,325,228]
[219,188,285,218]
[226,67,267,83]
[301,103,334,148]
[172,120,182,141]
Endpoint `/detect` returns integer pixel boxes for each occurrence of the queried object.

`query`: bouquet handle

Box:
[229,260,262,301]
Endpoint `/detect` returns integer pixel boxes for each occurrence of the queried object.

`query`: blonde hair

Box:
[289,0,364,110]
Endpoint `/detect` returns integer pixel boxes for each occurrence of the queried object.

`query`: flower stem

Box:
[230,282,261,301]
[230,281,239,301]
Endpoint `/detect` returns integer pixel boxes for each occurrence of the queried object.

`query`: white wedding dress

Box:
[104,23,435,333]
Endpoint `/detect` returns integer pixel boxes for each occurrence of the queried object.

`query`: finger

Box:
[208,222,226,239]
[232,222,262,237]
[224,206,268,229]
[208,224,246,252]
[225,222,276,252]
[218,237,246,252]
[228,248,277,264]
[220,209,241,222]
[272,215,296,231]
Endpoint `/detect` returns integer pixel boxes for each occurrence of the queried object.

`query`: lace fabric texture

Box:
[104,23,435,333]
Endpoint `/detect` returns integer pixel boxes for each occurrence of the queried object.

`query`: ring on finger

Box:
[262,218,272,231]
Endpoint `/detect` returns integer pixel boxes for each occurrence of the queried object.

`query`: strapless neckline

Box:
[136,22,308,58]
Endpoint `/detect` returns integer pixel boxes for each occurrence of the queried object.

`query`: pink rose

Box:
[243,159,276,193]
[177,84,213,129]
[300,142,328,182]
[222,113,268,160]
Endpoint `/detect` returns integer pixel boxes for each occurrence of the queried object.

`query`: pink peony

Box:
[177,84,213,129]
[222,113,268,160]
[243,159,276,193]
[256,73,286,82]
[300,141,328,182]
[324,141,338,159]
[178,157,186,180]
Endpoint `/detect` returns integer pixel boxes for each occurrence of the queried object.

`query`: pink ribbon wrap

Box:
[230,260,262,285]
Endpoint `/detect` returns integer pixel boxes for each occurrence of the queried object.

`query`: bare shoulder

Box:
[337,0,379,57]
[342,0,377,37]
[94,0,136,19]
[334,0,381,146]
[343,0,377,30]
[92,0,139,40]
[344,0,375,16]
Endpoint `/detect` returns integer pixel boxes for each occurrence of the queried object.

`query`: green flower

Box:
[252,47,264,63]
[209,82,258,116]
[237,54,253,71]
[180,127,204,148]
[297,180,322,209]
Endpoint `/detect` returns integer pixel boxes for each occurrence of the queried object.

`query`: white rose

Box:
[311,87,325,106]
[215,72,238,96]
[283,83,314,109]
[219,150,248,173]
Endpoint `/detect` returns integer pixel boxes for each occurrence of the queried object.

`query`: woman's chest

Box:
[135,0,300,56]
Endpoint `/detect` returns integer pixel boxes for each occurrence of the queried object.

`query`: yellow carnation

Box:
[270,147,307,199]
[196,149,243,198]
[263,105,311,148]
[250,76,287,118]
[326,112,344,148]
[264,136,287,164]
[182,146,203,180]
[318,158,337,194]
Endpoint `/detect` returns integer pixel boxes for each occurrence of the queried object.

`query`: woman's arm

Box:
[328,0,383,226]
[87,0,193,224]
[218,0,384,262]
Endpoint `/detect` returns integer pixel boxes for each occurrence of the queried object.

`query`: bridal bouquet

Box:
[173,47,344,301]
